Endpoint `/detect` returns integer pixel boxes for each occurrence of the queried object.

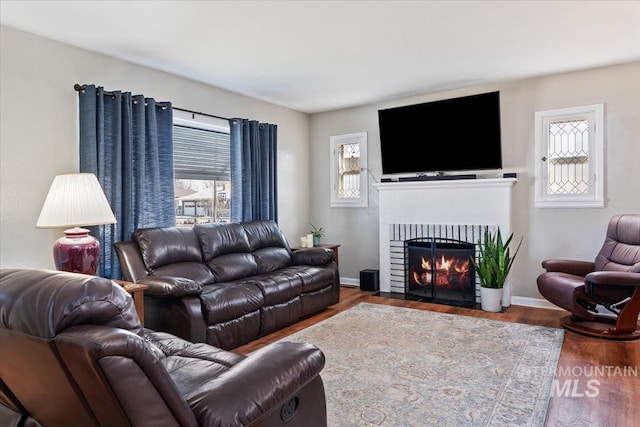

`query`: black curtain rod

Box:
[75,85,230,120]
[73,83,171,109]
[173,107,230,122]
[74,83,115,95]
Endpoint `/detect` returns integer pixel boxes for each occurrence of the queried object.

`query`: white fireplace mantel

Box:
[374,177,517,304]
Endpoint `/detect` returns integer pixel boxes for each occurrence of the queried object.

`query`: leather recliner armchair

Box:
[0,269,327,426]
[537,214,640,340]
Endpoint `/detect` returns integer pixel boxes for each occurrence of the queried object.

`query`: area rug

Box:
[282,303,564,426]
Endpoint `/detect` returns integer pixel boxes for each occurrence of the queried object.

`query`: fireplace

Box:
[375,178,516,305]
[405,238,476,308]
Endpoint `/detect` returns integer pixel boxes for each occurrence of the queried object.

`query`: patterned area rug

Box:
[282,303,564,426]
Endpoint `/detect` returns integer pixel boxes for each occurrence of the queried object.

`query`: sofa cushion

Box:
[134,227,204,270]
[151,263,216,286]
[242,221,289,251]
[252,247,292,274]
[195,223,251,260]
[292,265,337,293]
[205,253,259,282]
[196,223,262,282]
[250,270,303,305]
[243,221,292,273]
[537,272,593,319]
[145,329,245,396]
[200,283,264,324]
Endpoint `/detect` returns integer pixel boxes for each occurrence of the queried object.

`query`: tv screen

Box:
[378,91,502,176]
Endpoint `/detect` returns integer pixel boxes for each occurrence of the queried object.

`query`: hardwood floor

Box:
[235,286,640,427]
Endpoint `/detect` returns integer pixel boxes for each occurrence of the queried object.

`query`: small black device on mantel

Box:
[378,91,502,176]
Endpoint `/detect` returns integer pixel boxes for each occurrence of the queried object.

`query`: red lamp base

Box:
[53,227,100,275]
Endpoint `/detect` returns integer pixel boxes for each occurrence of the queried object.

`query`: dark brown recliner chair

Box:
[537,214,640,340]
[0,269,327,426]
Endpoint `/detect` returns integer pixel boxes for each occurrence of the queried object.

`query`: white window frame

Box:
[330,132,368,208]
[534,104,604,208]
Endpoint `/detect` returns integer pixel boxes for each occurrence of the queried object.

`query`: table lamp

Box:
[36,173,117,275]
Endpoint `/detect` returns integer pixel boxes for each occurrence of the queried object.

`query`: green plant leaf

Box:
[310,223,324,237]
[473,227,522,289]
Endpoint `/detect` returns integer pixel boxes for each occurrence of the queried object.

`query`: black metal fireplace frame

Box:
[404,237,476,308]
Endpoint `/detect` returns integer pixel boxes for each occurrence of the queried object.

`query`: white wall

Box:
[2,25,639,300]
[310,61,640,299]
[0,26,311,270]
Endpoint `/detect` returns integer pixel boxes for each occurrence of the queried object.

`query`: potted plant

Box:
[472,228,522,312]
[310,223,324,247]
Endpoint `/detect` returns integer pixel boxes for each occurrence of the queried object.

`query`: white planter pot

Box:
[480,287,503,312]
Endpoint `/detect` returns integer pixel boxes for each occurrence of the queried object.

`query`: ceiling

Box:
[2,1,639,113]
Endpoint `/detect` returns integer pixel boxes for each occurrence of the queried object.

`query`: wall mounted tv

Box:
[378,91,502,176]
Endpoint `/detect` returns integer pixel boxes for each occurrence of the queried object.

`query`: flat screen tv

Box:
[378,91,502,176]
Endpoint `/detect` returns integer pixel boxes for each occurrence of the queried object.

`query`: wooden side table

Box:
[113,280,148,326]
[291,243,340,265]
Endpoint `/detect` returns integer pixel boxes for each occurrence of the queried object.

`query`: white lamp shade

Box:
[36,173,117,229]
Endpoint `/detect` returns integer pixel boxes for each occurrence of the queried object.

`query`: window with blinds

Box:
[173,125,230,181]
[173,110,231,226]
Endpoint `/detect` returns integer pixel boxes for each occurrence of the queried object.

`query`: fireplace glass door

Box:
[406,238,476,307]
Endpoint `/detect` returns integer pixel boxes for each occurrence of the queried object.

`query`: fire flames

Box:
[411,255,470,288]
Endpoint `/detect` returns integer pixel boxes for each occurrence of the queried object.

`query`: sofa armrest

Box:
[186,341,325,426]
[144,329,245,364]
[585,271,640,287]
[291,248,334,266]
[138,276,202,297]
[56,326,199,427]
[114,241,148,283]
[541,259,595,276]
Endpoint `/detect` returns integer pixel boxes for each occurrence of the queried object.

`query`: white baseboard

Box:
[340,277,359,287]
[511,296,565,311]
[343,277,564,311]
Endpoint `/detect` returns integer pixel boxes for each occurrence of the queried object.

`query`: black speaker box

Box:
[360,269,379,292]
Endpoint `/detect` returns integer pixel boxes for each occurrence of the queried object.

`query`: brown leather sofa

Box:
[0,269,327,427]
[115,220,340,350]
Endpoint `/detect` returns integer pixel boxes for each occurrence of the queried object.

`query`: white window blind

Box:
[172,111,230,181]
